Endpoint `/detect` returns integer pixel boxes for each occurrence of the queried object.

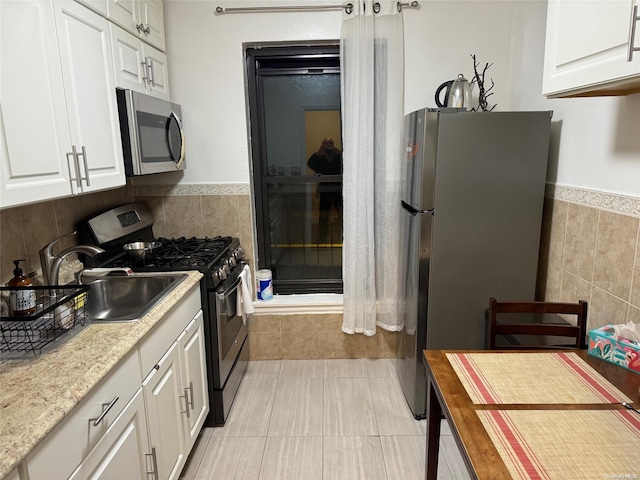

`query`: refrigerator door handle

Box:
[401,200,434,216]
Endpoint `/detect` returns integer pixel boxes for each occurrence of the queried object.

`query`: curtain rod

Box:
[215,1,419,15]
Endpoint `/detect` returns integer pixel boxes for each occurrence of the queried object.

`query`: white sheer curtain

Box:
[341,0,405,335]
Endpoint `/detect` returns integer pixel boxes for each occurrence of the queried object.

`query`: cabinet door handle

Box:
[188,381,194,410]
[629,5,640,61]
[91,396,119,426]
[145,446,159,480]
[141,60,149,84]
[137,23,151,35]
[147,58,155,87]
[77,145,90,187]
[180,389,191,418]
[66,149,80,190]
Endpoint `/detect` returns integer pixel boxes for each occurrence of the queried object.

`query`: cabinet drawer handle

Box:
[629,5,640,62]
[91,396,119,426]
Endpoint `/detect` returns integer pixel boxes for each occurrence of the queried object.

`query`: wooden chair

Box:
[487,297,588,350]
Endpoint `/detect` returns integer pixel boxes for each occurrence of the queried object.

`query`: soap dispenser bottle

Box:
[8,259,36,315]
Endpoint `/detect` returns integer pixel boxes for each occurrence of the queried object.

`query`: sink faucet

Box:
[40,232,105,287]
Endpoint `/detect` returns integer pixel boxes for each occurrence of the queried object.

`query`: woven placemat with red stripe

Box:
[476,409,640,480]
[446,352,632,404]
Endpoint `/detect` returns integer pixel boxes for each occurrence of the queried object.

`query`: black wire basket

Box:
[0,285,89,357]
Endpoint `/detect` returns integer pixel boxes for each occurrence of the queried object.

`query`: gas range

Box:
[97,236,244,288]
[80,203,250,426]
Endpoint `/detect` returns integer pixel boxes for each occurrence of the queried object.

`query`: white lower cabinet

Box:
[23,285,208,480]
[68,389,150,480]
[142,310,209,480]
[26,349,142,480]
[143,342,187,480]
[179,312,209,451]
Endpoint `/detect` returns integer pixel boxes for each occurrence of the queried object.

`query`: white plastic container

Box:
[256,269,273,301]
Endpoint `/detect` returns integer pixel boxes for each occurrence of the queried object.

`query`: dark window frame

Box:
[245,44,343,294]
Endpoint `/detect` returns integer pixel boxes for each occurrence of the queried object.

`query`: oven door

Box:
[213,274,248,388]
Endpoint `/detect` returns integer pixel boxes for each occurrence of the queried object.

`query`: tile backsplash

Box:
[537,186,640,332]
[1,185,135,284]
[2,182,638,358]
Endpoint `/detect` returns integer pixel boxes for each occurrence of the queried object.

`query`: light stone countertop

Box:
[0,271,203,479]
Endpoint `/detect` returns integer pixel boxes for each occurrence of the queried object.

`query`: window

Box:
[246,45,342,294]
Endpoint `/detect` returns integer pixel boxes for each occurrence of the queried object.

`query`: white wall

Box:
[506,1,640,197]
[155,0,640,197]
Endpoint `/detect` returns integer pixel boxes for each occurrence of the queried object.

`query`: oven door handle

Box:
[217,275,242,299]
[216,276,242,318]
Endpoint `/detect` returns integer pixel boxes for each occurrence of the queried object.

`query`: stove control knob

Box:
[221,264,231,278]
[215,265,229,282]
[226,256,237,268]
[233,247,245,262]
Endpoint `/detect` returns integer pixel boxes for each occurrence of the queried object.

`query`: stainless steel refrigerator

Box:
[397,108,552,419]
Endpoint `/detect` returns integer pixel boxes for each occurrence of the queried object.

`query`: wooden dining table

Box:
[423,350,640,480]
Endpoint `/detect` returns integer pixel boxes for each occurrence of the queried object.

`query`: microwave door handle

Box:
[170,111,186,169]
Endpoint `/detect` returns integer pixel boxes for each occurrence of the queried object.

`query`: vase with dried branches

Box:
[470,54,496,112]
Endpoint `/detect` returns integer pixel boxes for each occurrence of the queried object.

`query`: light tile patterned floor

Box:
[180,359,472,480]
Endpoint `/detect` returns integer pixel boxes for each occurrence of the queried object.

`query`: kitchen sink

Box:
[85,273,188,322]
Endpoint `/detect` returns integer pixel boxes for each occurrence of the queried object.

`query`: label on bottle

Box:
[9,290,36,315]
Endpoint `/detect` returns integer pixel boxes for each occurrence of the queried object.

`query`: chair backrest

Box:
[487,297,588,350]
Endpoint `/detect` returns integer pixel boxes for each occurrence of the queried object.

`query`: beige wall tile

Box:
[563,203,599,281]
[136,196,166,239]
[630,229,640,308]
[589,286,630,331]
[538,263,562,302]
[539,197,567,268]
[202,195,240,238]
[315,313,343,332]
[592,211,638,300]
[238,195,254,250]
[282,314,318,333]
[560,271,591,304]
[248,314,281,333]
[18,202,58,274]
[1,208,27,283]
[102,185,134,211]
[375,329,398,358]
[163,195,204,238]
[248,332,282,360]
[628,305,640,324]
[281,331,318,359]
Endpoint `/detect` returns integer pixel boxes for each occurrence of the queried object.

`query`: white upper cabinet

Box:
[110,22,170,100]
[1,0,73,208]
[75,0,108,15]
[107,0,166,51]
[53,1,126,194]
[0,0,125,209]
[543,0,640,97]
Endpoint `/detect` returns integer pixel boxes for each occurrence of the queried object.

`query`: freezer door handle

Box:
[401,200,434,216]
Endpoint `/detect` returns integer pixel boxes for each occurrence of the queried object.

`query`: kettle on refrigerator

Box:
[435,74,472,109]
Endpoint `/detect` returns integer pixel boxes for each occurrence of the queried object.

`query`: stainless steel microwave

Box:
[116,89,186,176]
